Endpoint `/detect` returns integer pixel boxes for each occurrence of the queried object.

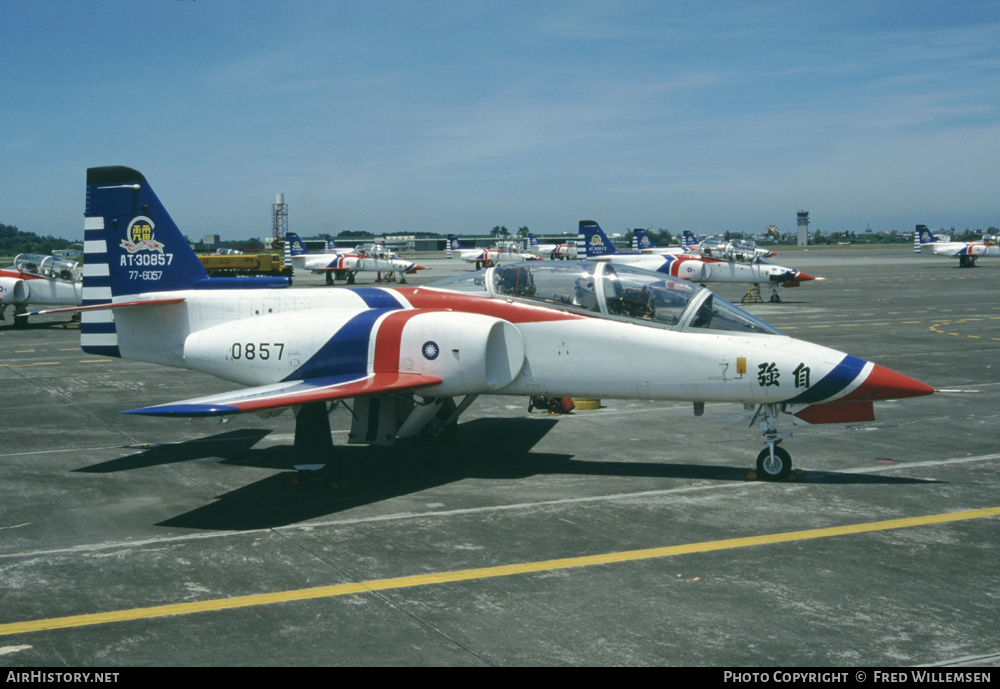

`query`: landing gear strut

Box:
[751,403,793,480]
[12,305,28,329]
[293,402,340,484]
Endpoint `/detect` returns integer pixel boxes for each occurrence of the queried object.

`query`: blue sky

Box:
[3,1,999,241]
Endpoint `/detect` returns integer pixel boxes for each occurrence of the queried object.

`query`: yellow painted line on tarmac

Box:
[0,359,112,367]
[1,506,998,638]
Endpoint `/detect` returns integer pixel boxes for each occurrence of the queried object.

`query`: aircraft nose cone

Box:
[847,364,935,401]
[795,271,816,281]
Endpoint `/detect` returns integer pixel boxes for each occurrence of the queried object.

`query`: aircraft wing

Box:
[28,297,186,316]
[121,372,443,417]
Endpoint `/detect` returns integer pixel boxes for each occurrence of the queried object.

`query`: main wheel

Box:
[756,446,792,481]
[297,463,333,484]
[419,398,458,443]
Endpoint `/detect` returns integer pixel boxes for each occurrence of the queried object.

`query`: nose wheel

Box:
[751,403,794,481]
[756,445,792,481]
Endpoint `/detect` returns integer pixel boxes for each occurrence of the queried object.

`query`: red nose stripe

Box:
[795,272,816,281]
[841,364,935,401]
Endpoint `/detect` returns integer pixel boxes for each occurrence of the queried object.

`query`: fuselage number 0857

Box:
[231,342,285,361]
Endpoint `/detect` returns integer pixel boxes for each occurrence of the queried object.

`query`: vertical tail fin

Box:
[446,235,464,258]
[85,166,209,299]
[682,231,698,247]
[915,225,936,246]
[83,166,211,357]
[577,220,616,258]
[527,234,539,247]
[83,166,289,357]
[633,229,655,251]
[324,237,339,252]
[284,232,309,256]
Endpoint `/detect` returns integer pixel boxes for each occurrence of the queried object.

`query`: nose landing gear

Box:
[751,404,794,481]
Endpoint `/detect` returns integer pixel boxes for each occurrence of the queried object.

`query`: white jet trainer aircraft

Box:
[527,234,576,259]
[446,235,538,269]
[915,225,999,267]
[284,232,423,284]
[580,221,816,302]
[0,253,83,326]
[53,167,933,482]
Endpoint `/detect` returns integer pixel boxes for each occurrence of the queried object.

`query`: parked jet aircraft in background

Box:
[528,234,576,259]
[631,229,700,254]
[446,235,538,269]
[36,166,934,484]
[579,221,816,302]
[634,229,777,261]
[326,237,408,263]
[916,225,999,267]
[285,232,424,284]
[0,253,83,326]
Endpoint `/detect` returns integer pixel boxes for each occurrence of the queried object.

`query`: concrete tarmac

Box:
[1,248,998,666]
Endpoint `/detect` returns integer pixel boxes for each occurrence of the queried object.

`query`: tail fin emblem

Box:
[121,216,165,254]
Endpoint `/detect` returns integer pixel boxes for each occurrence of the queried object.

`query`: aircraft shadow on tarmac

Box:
[74,429,278,473]
[65,416,937,532]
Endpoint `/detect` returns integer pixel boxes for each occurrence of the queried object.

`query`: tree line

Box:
[0,223,77,257]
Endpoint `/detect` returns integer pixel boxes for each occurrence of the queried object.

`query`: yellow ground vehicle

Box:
[197,253,292,277]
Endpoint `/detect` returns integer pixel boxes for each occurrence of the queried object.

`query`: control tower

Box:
[796,211,809,247]
[272,193,288,245]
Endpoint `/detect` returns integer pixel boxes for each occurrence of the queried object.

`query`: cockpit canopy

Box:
[13,254,81,282]
[354,243,396,259]
[425,261,783,336]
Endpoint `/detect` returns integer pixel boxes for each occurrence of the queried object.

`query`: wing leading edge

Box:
[122,372,443,417]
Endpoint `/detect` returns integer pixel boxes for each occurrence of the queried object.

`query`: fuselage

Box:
[922,242,1000,259]
[586,253,812,285]
[102,262,923,408]
[289,252,420,274]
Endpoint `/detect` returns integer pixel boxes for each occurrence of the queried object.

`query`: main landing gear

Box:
[740,283,783,304]
[292,402,340,485]
[375,271,406,284]
[290,394,471,486]
[750,403,794,481]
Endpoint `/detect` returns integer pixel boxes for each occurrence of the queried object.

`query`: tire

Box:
[756,446,792,481]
